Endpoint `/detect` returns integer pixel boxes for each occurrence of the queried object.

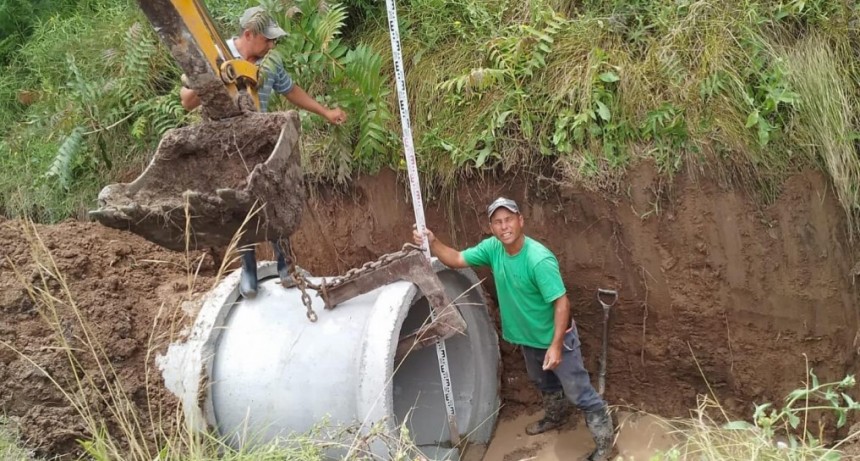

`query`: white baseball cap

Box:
[487,197,520,217]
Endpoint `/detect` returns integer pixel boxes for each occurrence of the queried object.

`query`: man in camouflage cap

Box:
[180,6,347,298]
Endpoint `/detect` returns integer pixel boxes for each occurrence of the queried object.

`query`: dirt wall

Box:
[291,164,860,418]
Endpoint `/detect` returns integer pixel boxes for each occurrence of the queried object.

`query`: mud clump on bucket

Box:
[89,111,305,252]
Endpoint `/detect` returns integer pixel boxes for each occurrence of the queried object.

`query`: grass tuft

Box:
[784,34,860,239]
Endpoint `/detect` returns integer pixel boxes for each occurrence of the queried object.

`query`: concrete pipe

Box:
[158,260,500,460]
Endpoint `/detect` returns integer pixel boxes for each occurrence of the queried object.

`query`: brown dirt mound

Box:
[0,218,216,457]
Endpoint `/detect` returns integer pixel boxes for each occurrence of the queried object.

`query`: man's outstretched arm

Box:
[284,85,347,125]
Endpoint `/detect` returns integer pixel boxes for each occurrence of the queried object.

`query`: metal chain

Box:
[290,266,318,322]
[301,243,423,292]
[286,243,422,321]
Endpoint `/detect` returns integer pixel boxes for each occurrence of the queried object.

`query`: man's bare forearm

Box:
[551,295,570,347]
[428,239,468,269]
[285,85,329,117]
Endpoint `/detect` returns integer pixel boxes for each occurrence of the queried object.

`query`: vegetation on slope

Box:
[0,0,858,229]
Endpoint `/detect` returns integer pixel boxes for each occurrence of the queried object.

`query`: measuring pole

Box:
[383,0,460,447]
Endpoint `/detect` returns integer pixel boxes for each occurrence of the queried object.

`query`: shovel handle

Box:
[597,288,618,309]
[597,288,616,395]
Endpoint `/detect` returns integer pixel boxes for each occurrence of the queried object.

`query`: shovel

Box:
[597,288,618,396]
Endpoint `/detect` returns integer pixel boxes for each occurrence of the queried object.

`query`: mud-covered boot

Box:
[239,250,258,299]
[526,391,571,435]
[582,406,616,461]
[271,239,295,288]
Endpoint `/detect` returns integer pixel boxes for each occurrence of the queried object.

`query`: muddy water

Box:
[462,411,674,461]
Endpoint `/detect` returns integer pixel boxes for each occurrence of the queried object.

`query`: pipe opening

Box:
[392,291,475,449]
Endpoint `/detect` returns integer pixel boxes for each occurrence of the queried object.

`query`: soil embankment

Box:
[291,164,860,418]
[0,220,216,456]
[1,163,859,456]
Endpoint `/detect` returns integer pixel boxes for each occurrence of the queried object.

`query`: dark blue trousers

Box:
[520,326,606,413]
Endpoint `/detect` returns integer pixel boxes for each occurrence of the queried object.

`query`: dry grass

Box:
[785,35,860,238]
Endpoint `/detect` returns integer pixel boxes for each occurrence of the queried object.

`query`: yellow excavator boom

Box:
[137,0,260,119]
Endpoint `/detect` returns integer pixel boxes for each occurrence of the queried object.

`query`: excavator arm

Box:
[92,1,466,357]
[90,1,304,251]
[137,0,260,119]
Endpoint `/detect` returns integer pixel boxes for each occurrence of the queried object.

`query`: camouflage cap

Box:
[239,6,287,40]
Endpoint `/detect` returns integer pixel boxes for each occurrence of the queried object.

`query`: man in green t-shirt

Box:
[413,197,614,461]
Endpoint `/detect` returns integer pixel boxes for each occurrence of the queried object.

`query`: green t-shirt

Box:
[462,236,566,348]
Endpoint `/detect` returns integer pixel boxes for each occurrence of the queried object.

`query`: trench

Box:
[3,163,860,458]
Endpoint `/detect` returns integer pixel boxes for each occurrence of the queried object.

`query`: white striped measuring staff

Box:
[383,0,461,447]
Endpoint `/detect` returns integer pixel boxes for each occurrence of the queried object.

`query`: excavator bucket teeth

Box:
[89,111,305,251]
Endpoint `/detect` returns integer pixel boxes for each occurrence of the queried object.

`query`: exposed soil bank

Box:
[291,163,860,419]
[1,162,859,457]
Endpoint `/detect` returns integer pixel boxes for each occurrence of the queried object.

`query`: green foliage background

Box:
[1,0,859,228]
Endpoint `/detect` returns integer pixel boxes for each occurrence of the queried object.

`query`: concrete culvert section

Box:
[394,267,500,459]
[158,260,500,460]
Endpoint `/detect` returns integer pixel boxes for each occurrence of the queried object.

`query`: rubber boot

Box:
[582,406,615,461]
[271,239,294,288]
[239,249,258,299]
[526,391,570,435]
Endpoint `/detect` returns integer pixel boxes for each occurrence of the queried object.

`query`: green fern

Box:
[119,22,157,102]
[316,3,347,51]
[271,0,394,177]
[45,127,85,189]
[66,56,100,112]
[438,67,509,94]
[150,94,185,135]
[342,44,393,166]
[440,10,565,95]
[130,115,148,139]
[131,93,186,137]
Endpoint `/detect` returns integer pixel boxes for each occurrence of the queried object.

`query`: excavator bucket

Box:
[89,0,303,250]
[90,0,465,349]
[89,111,304,251]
